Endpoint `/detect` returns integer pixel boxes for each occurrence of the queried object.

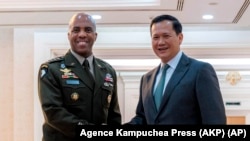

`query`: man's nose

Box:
[79,30,87,37]
[158,37,165,45]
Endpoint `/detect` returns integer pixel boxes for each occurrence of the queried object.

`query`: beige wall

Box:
[0,28,14,141]
[0,28,35,141]
[13,28,35,141]
[1,27,250,141]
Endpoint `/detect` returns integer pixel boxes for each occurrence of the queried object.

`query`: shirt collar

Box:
[161,50,183,69]
[70,49,94,65]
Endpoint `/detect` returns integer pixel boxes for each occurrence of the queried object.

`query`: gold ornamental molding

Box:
[226,71,242,85]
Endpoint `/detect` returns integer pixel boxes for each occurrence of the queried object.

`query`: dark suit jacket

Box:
[38,50,121,141]
[128,53,226,125]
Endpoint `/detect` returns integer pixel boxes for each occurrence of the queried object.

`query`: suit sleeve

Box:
[196,63,227,124]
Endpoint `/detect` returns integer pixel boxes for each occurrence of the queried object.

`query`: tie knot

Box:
[83,59,90,69]
[162,64,170,71]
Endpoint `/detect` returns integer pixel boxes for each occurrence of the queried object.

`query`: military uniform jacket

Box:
[38,50,121,141]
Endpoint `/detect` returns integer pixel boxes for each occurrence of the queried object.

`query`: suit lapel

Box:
[146,66,160,114]
[159,54,190,112]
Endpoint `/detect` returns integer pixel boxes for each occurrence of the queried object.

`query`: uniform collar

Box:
[70,49,94,66]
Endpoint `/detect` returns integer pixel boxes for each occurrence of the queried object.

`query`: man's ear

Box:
[178,33,183,45]
[67,32,70,40]
[94,32,98,41]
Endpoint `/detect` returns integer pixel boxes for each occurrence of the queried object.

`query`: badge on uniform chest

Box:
[71,92,79,101]
[60,65,80,85]
[60,68,79,79]
[66,79,80,85]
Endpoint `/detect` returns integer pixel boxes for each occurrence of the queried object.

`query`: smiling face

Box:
[151,20,183,63]
[68,13,97,58]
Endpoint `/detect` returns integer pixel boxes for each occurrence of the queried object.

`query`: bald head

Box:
[68,12,96,31]
[67,12,97,57]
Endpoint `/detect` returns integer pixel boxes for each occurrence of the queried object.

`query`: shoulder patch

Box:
[48,56,64,63]
[41,64,48,69]
[40,68,47,78]
[40,64,48,78]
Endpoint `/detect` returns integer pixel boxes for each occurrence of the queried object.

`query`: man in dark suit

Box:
[38,12,121,141]
[127,14,226,124]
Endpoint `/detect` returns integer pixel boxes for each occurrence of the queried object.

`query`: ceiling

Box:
[0,0,250,27]
[1,0,250,71]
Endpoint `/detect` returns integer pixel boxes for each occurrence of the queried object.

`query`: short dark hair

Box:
[150,14,182,35]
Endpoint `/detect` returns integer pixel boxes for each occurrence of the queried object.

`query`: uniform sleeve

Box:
[38,63,90,138]
[106,67,122,125]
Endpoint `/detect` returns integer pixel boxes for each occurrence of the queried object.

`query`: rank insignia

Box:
[107,95,112,104]
[71,92,79,101]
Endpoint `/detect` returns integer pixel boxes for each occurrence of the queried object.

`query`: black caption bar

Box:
[75,125,249,140]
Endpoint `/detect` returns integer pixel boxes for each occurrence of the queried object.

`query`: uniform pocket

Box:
[62,83,87,105]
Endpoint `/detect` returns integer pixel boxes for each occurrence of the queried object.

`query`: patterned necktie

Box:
[83,59,95,87]
[154,64,170,111]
